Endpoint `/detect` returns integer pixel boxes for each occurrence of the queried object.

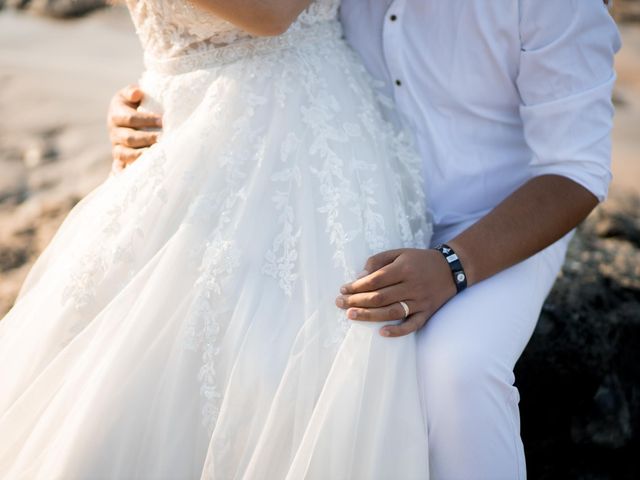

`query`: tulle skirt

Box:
[0,21,432,479]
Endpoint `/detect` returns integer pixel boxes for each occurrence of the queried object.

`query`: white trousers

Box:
[417,225,574,480]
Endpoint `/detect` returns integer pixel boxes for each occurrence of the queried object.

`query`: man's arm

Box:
[336,175,597,337]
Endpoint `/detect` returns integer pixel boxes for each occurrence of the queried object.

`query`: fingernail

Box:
[335,296,345,307]
[380,328,390,337]
[340,286,348,294]
[347,309,358,320]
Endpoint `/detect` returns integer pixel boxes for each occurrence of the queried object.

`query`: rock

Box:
[23,141,58,169]
[516,191,640,479]
[612,0,640,22]
[5,0,107,18]
[0,156,28,204]
[4,0,29,8]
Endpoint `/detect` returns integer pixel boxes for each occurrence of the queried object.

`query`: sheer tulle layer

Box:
[0,31,431,479]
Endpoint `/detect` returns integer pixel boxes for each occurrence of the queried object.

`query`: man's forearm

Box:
[448,174,599,288]
[335,175,600,337]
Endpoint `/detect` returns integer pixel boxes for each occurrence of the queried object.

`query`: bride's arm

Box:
[189,0,313,36]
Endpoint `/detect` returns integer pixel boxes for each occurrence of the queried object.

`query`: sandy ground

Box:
[613,24,640,194]
[0,6,142,312]
[0,8,638,315]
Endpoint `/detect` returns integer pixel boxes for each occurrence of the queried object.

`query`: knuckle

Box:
[367,275,381,290]
[370,291,384,306]
[407,317,419,329]
[144,132,158,145]
[397,324,412,336]
[115,147,132,162]
[111,114,126,127]
[128,149,141,161]
[117,114,130,127]
[364,257,376,272]
[399,262,413,277]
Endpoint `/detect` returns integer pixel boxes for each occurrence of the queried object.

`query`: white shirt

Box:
[339,0,621,235]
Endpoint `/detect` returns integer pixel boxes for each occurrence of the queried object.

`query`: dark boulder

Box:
[517,192,640,479]
[4,0,107,18]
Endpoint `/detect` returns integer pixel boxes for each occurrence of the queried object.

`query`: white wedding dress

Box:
[0,1,432,478]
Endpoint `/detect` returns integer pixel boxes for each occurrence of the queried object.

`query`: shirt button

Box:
[395,79,402,86]
[390,14,397,21]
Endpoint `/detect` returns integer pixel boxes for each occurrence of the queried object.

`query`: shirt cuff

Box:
[520,73,616,202]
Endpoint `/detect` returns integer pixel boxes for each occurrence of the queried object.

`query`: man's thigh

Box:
[418,229,573,376]
[416,230,573,479]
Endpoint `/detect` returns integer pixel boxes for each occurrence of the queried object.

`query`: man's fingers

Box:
[345,300,419,323]
[111,158,126,175]
[122,84,143,104]
[340,260,404,294]
[107,85,161,171]
[380,313,427,337]
[336,283,408,309]
[340,249,407,294]
[110,107,162,129]
[112,145,146,166]
[364,249,404,274]
[110,126,160,148]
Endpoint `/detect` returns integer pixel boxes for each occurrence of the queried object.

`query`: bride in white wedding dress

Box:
[0,1,432,478]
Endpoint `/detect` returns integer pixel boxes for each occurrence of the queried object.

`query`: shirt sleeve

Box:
[517,0,621,202]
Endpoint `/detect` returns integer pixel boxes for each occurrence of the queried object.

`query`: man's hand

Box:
[108,85,162,173]
[336,174,599,339]
[335,248,457,338]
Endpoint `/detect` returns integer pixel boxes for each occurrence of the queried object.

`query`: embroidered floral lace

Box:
[126,0,340,62]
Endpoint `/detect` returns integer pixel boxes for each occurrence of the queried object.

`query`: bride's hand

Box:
[108,85,163,173]
[335,249,457,338]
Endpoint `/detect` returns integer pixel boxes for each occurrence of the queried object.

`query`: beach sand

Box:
[613,24,640,195]
[0,7,638,315]
[0,6,141,313]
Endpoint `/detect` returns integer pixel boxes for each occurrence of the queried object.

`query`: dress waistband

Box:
[144,20,343,75]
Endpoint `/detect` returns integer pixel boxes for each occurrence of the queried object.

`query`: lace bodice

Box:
[125,0,340,61]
